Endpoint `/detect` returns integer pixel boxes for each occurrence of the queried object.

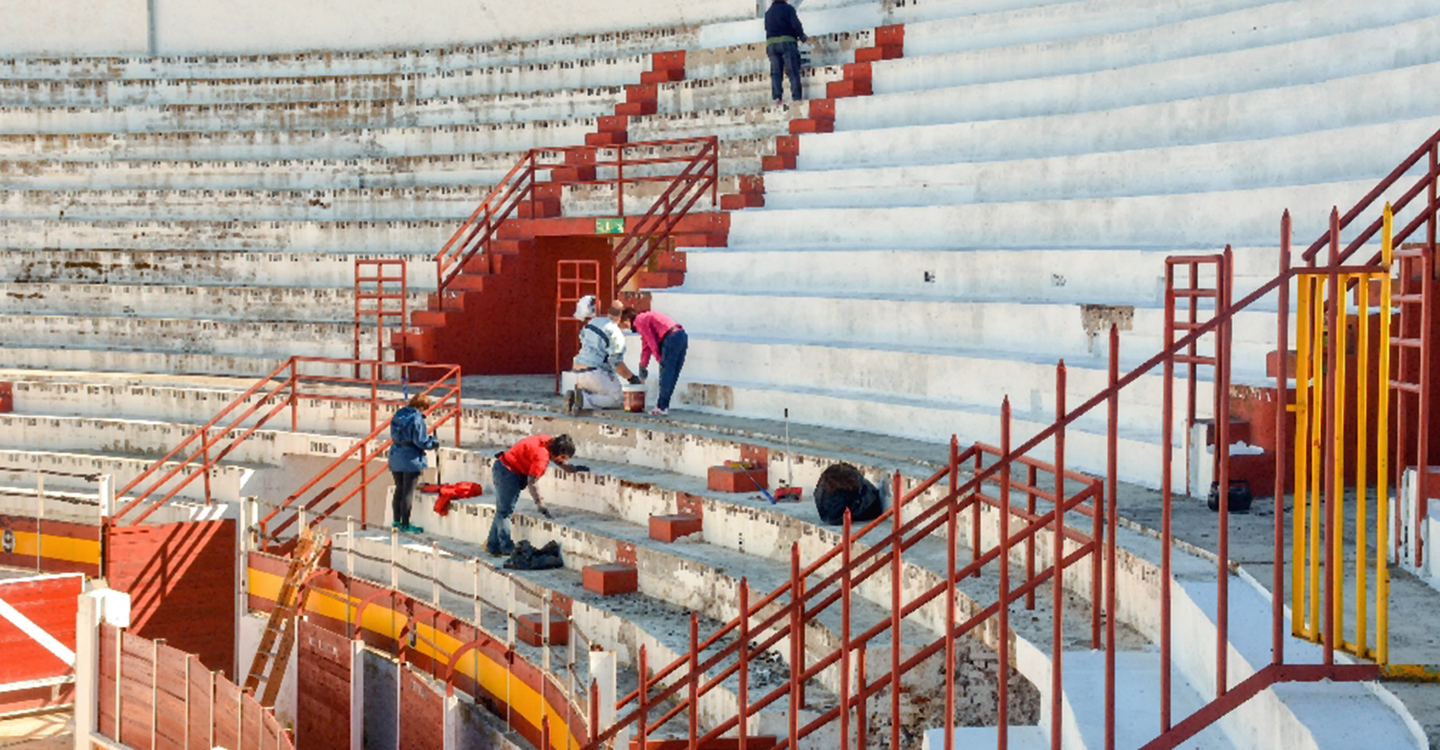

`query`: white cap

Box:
[573,295,597,320]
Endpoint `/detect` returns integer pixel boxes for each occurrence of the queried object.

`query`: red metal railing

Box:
[433,135,720,297]
[109,357,462,534]
[611,135,720,289]
[252,363,462,543]
[574,131,1440,748]
[434,154,540,295]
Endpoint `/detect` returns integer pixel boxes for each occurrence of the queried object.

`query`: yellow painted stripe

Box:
[7,530,100,565]
[247,566,583,746]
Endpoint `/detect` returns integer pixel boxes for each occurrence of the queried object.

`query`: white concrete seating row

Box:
[0,186,496,222]
[0,153,521,190]
[660,293,1272,381]
[0,220,454,253]
[883,0,1437,94]
[0,450,251,504]
[0,282,430,322]
[0,28,695,81]
[0,248,441,288]
[0,121,596,161]
[0,348,348,379]
[762,118,1440,212]
[0,87,625,135]
[0,59,650,108]
[0,186,500,222]
[842,10,1440,134]
[1,315,373,359]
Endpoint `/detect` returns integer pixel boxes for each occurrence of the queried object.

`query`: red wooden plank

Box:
[187,664,213,750]
[0,575,82,682]
[297,619,350,750]
[106,520,236,675]
[398,668,444,750]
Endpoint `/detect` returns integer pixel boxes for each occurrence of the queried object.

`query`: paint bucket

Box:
[622,384,646,413]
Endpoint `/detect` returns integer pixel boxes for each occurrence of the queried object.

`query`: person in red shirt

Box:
[485,433,577,556]
[619,307,688,416]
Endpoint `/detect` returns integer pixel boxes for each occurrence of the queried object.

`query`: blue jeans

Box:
[390,471,420,527]
[768,41,803,102]
[656,328,688,411]
[486,460,525,555]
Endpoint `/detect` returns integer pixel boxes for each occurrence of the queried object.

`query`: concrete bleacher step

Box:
[340,529,838,741]
[0,28,693,81]
[883,0,1433,93]
[0,282,429,321]
[1,315,373,358]
[0,219,453,254]
[0,186,496,222]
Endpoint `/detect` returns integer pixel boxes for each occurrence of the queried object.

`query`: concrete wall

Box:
[0,0,759,58]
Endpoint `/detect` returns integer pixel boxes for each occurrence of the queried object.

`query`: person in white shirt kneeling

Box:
[566,296,641,414]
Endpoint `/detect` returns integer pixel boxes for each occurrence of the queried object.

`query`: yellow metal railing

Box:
[1291,204,1394,663]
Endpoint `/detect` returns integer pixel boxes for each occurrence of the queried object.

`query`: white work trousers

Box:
[576,368,622,409]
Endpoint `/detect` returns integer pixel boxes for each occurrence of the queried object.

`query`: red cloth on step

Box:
[422,481,485,516]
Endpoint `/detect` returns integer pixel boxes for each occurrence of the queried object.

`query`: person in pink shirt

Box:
[619,307,688,416]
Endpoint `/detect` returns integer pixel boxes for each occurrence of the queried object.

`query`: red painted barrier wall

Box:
[0,573,81,716]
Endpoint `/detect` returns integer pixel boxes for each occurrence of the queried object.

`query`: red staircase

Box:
[397,136,722,375]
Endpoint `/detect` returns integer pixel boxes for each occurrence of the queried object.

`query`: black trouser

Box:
[768,41,803,102]
[391,470,421,527]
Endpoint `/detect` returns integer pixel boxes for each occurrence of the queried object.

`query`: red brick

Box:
[488,239,533,254]
[0,383,10,414]
[533,182,564,201]
[615,100,658,116]
[625,84,658,103]
[649,513,703,543]
[411,310,452,327]
[583,564,638,596]
[671,232,727,247]
[652,50,686,71]
[736,174,765,193]
[631,737,779,749]
[516,613,569,647]
[564,149,597,165]
[775,135,800,155]
[597,115,629,133]
[654,250,688,271]
[517,198,560,219]
[875,24,905,47]
[761,154,797,172]
[808,98,836,121]
[634,270,686,288]
[640,69,684,84]
[1266,349,1296,378]
[550,165,597,182]
[789,118,835,135]
[827,79,872,98]
[721,193,765,210]
[854,44,903,63]
[707,465,769,494]
[842,62,873,83]
[585,130,628,146]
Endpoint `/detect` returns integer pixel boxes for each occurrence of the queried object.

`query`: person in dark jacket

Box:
[813,462,884,526]
[765,0,808,104]
[389,393,439,534]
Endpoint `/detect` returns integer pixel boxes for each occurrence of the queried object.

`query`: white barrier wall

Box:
[0,0,759,58]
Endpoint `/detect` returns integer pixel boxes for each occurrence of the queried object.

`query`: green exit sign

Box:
[595,217,625,234]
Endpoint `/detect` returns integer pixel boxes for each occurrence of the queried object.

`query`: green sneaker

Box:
[402,523,424,534]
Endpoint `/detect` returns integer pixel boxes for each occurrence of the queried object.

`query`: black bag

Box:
[1207,479,1252,513]
[503,540,564,570]
[814,463,884,526]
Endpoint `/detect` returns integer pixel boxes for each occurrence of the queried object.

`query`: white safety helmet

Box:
[573,295,597,320]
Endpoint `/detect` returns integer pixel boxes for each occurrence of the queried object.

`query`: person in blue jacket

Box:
[389,393,439,534]
[765,0,808,104]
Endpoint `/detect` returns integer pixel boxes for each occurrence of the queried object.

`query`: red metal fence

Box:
[0,573,81,717]
[108,356,462,541]
[574,129,1440,748]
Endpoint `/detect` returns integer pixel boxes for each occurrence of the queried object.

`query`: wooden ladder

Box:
[243,528,329,707]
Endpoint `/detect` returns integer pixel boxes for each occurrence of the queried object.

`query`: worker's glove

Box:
[568,464,591,473]
[537,504,554,519]
[639,366,649,380]
[627,374,643,385]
